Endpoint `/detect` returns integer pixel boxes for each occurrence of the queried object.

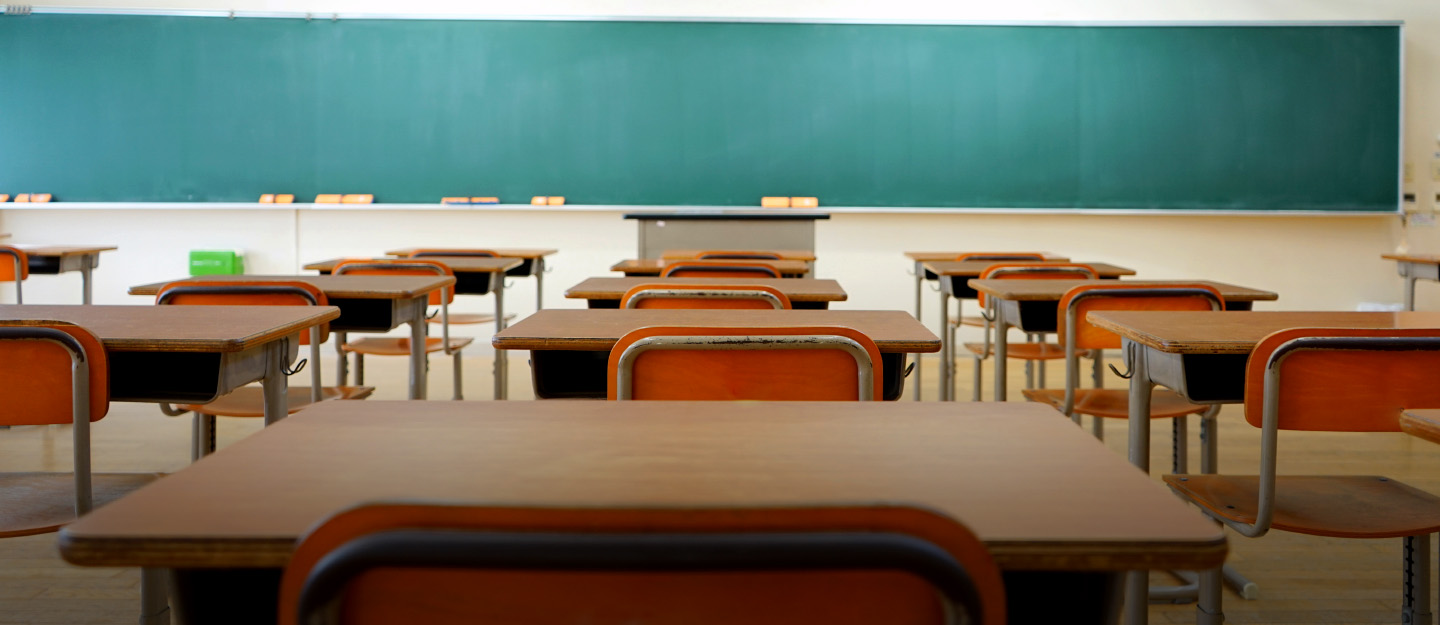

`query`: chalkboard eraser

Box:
[342,194,373,204]
[762,197,791,208]
[13,194,29,203]
[441,197,472,205]
[31,193,51,203]
[0,195,9,203]
[315,194,343,203]
[472,197,500,204]
[275,194,294,204]
[259,194,275,203]
[531,196,548,205]
[547,196,566,205]
[790,197,818,208]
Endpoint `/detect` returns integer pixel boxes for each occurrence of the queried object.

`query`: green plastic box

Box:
[189,250,244,276]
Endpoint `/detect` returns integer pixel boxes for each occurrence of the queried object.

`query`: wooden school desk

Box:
[128,274,453,400]
[566,277,847,309]
[306,256,521,399]
[1382,254,1440,310]
[903,253,1069,401]
[1088,310,1440,619]
[610,258,812,278]
[493,309,937,400]
[384,247,558,308]
[59,400,1227,625]
[969,280,1278,402]
[0,304,337,424]
[14,245,117,304]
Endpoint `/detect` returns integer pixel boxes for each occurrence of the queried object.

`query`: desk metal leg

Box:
[261,340,290,426]
[335,331,349,386]
[494,277,508,400]
[994,304,1009,402]
[409,302,427,400]
[80,257,95,305]
[535,257,545,310]
[139,568,170,625]
[1407,275,1418,311]
[1403,534,1433,625]
[913,261,923,401]
[1123,341,1153,625]
[938,290,950,401]
[309,327,322,403]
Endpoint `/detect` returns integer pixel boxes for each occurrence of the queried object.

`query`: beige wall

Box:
[6,0,1440,338]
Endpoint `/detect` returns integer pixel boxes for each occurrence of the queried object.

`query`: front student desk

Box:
[0,304,337,424]
[493,309,937,400]
[625,210,829,259]
[14,244,118,304]
[384,247,558,308]
[59,400,1227,625]
[566,277,847,309]
[128,274,454,400]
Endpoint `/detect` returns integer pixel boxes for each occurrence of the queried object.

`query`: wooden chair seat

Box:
[343,337,475,356]
[1022,388,1209,419]
[1163,474,1440,539]
[0,472,163,538]
[426,312,515,326]
[962,342,1078,360]
[178,386,375,419]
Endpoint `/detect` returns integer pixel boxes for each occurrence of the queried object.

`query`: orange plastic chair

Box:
[277,503,1006,625]
[154,280,374,459]
[1022,283,1223,451]
[1165,328,1440,624]
[0,246,28,304]
[661,259,783,279]
[608,325,882,401]
[333,259,472,400]
[0,321,167,625]
[620,283,792,310]
[406,249,513,326]
[693,250,784,260]
[960,263,1099,401]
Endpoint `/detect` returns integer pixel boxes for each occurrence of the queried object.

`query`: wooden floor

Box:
[2,349,1439,624]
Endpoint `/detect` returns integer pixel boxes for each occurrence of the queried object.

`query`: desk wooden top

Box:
[0,305,338,352]
[969,279,1277,303]
[611,259,812,277]
[304,257,522,274]
[905,251,1068,262]
[1088,311,1440,355]
[926,260,1134,278]
[566,277,847,303]
[1383,254,1440,264]
[660,249,817,261]
[493,309,939,353]
[1401,410,1440,446]
[385,247,558,259]
[128,274,455,300]
[13,245,118,257]
[59,400,1227,571]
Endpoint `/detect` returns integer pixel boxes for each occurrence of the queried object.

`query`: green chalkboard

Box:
[0,16,1401,210]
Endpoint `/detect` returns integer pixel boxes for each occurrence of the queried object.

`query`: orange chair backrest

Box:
[607,325,882,401]
[0,246,29,282]
[1057,283,1224,350]
[694,250,784,260]
[954,252,1046,262]
[620,283,792,310]
[1245,327,1440,433]
[0,321,108,426]
[333,259,455,305]
[155,280,331,345]
[661,259,783,279]
[975,262,1098,307]
[408,249,498,258]
[277,503,1006,625]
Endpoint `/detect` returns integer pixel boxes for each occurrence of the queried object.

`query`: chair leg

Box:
[452,351,463,401]
[1404,534,1433,625]
[1092,416,1103,440]
[1172,415,1189,474]
[1196,567,1224,625]
[190,414,216,461]
[355,353,365,385]
[971,355,983,402]
[948,319,958,402]
[334,331,348,386]
[140,567,170,625]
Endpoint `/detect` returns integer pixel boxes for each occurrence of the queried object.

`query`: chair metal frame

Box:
[613,334,876,401]
[333,260,465,400]
[622,288,788,310]
[0,246,27,304]
[695,251,784,260]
